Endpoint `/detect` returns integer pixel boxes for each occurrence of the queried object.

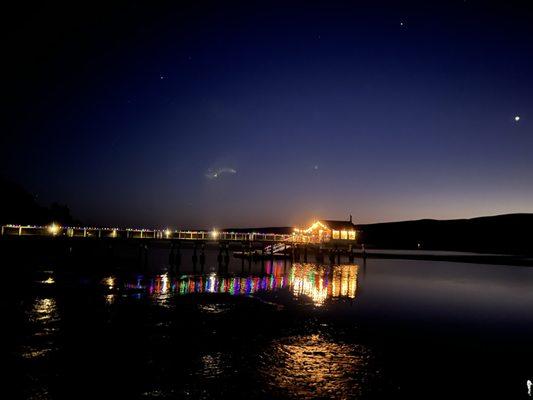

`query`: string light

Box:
[1,223,356,243]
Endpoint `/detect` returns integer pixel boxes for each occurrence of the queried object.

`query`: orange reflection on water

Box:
[330,264,358,299]
[22,297,60,359]
[259,333,369,399]
[291,263,358,306]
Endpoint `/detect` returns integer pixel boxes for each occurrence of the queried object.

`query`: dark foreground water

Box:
[2,250,533,399]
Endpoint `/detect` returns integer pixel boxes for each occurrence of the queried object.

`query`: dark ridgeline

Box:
[356,214,533,256]
[0,176,79,226]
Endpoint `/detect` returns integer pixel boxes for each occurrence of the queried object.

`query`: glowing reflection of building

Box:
[330,265,358,300]
[102,276,116,290]
[123,262,358,306]
[105,294,116,305]
[40,276,55,285]
[291,265,329,306]
[259,334,369,398]
[291,264,358,306]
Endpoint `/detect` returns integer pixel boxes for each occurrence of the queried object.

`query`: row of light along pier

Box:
[1,224,292,242]
[0,223,363,270]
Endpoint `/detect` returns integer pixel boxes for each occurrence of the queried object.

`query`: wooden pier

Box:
[0,224,293,243]
[1,218,358,246]
[0,223,361,272]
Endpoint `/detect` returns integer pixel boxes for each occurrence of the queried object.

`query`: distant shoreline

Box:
[355,249,533,267]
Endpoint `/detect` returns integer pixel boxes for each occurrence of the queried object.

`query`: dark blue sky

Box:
[2,0,532,228]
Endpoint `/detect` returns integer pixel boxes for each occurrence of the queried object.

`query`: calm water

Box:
[2,250,533,399]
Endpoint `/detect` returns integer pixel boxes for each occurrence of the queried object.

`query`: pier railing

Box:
[0,224,295,243]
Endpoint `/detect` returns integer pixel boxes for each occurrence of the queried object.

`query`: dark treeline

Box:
[357,214,533,255]
[0,176,79,226]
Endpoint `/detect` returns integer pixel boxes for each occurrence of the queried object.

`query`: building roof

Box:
[319,220,357,230]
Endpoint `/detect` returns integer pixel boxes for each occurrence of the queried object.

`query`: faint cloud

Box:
[205,167,237,180]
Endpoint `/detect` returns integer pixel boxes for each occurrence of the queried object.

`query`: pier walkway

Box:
[1,224,294,243]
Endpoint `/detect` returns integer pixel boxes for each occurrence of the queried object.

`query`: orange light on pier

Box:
[304,221,328,233]
[47,223,60,236]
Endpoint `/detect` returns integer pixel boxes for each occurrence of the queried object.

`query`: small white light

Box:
[515,115,520,122]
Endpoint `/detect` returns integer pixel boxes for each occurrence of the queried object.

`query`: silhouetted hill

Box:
[356,214,533,255]
[0,177,80,226]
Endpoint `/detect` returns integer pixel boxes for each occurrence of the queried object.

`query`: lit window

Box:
[332,230,340,239]
[341,230,348,240]
[349,231,356,240]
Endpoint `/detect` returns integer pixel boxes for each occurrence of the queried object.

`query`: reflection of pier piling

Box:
[169,243,175,267]
[316,246,324,263]
[138,243,148,270]
[175,242,182,271]
[224,244,230,267]
[192,244,198,272]
[217,244,223,270]
[200,243,206,272]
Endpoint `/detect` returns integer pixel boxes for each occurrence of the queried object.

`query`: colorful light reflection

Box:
[123,263,358,306]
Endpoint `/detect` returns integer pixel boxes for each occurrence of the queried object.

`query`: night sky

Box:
[2,0,532,229]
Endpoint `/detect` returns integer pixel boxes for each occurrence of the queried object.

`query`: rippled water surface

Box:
[2,250,533,399]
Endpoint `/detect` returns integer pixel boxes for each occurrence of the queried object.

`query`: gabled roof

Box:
[319,220,357,230]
